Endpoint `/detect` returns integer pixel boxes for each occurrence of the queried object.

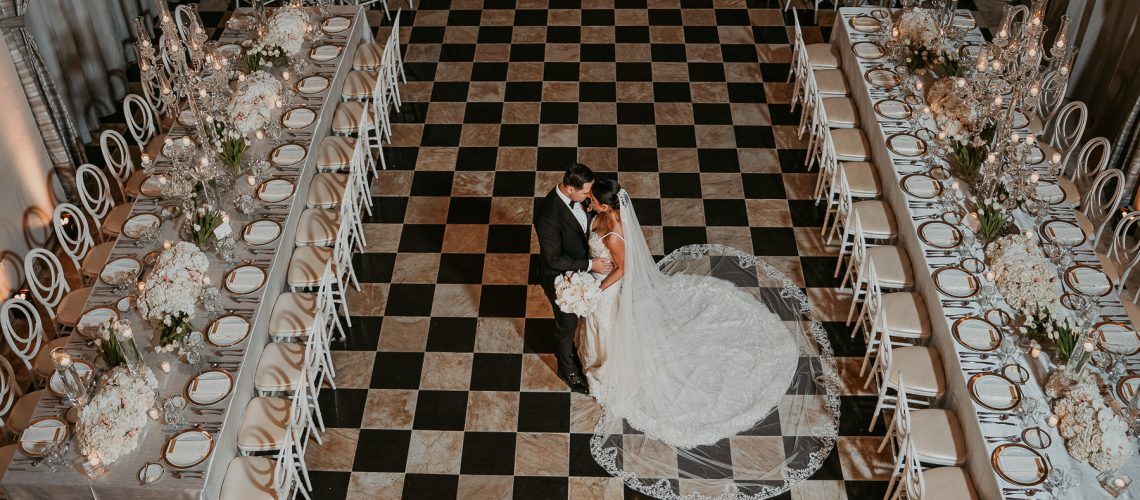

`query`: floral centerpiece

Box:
[75,365,158,465]
[228,70,282,135]
[1045,370,1136,472]
[246,6,308,70]
[972,197,1012,245]
[1020,304,1078,362]
[554,271,602,317]
[894,9,944,73]
[204,116,248,175]
[189,203,225,251]
[926,77,997,181]
[137,241,209,331]
[986,234,1061,311]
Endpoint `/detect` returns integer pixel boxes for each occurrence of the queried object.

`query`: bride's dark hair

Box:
[592,178,622,210]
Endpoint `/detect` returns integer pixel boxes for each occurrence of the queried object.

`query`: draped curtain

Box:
[0,0,85,196]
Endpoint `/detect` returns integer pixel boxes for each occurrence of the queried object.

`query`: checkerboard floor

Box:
[84,1,977,498]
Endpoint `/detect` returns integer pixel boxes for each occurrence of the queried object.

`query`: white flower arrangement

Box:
[554,271,602,317]
[255,6,308,57]
[1045,370,1136,472]
[227,70,283,135]
[137,242,210,326]
[926,77,991,147]
[896,9,942,50]
[986,234,1062,313]
[75,366,158,465]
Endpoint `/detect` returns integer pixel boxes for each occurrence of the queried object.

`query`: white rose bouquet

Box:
[1047,370,1136,472]
[554,271,602,317]
[987,234,1062,313]
[138,242,210,327]
[228,70,283,135]
[75,366,158,465]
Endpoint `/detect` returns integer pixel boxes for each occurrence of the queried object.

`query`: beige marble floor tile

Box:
[616,82,653,102]
[415,146,459,171]
[581,25,615,43]
[346,472,404,499]
[425,102,467,124]
[701,173,745,199]
[738,148,782,173]
[345,283,388,318]
[731,103,772,126]
[686,43,723,63]
[468,82,507,102]
[420,352,474,391]
[545,43,581,61]
[496,147,538,171]
[539,124,579,147]
[661,198,707,226]
[330,351,375,389]
[460,124,502,147]
[579,63,617,83]
[406,430,465,475]
[783,173,819,200]
[728,436,787,480]
[442,224,490,253]
[378,317,430,352]
[507,61,544,81]
[389,123,424,147]
[372,170,413,196]
[641,225,664,255]
[543,82,579,102]
[432,284,482,317]
[458,475,513,500]
[490,197,534,225]
[764,82,795,105]
[724,62,763,83]
[834,357,876,396]
[514,432,570,476]
[695,125,737,148]
[475,317,525,353]
[526,284,555,319]
[520,353,567,392]
[569,477,624,500]
[837,436,895,481]
[657,147,701,173]
[465,390,520,432]
[791,480,848,500]
[362,224,401,253]
[502,102,541,123]
[305,428,359,471]
[794,227,837,256]
[706,226,753,252]
[774,125,807,150]
[391,253,441,284]
[474,44,510,63]
[691,82,730,103]
[569,392,603,433]
[778,395,834,435]
[484,254,531,285]
[614,44,651,63]
[363,389,418,429]
[745,199,792,227]
[623,435,679,478]
[654,103,695,126]
[403,196,450,224]
[452,171,495,197]
[763,256,805,288]
[806,287,852,322]
[649,25,684,43]
[651,62,690,82]
[617,172,661,199]
[578,147,618,171]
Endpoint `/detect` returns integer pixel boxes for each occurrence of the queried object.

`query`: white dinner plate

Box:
[223,265,266,295]
[121,213,160,239]
[1064,264,1112,297]
[281,107,316,129]
[77,306,118,338]
[321,16,351,34]
[991,443,1047,487]
[900,173,941,199]
[874,99,911,120]
[917,220,961,249]
[852,41,885,59]
[100,256,142,285]
[864,68,900,89]
[296,75,330,95]
[206,314,251,348]
[257,178,295,203]
[933,266,979,298]
[139,175,166,198]
[1095,321,1140,356]
[1040,219,1085,247]
[887,132,926,157]
[48,359,93,397]
[310,44,342,61]
[242,219,282,246]
[848,14,881,33]
[968,372,1021,411]
[185,369,235,406]
[163,429,214,469]
[18,417,68,457]
[270,143,307,166]
[952,317,1001,351]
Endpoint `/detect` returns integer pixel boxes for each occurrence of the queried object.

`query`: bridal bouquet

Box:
[1045,370,1136,472]
[986,234,1061,312]
[138,242,210,326]
[75,365,158,465]
[228,70,282,135]
[554,271,602,317]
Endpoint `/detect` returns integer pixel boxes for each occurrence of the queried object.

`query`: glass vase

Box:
[1064,330,1094,377]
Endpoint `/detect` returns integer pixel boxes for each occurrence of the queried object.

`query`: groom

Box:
[534,163,613,394]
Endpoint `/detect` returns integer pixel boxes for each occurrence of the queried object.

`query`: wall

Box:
[0,35,60,297]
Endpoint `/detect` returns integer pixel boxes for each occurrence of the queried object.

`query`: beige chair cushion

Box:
[853,200,897,239]
[295,208,341,247]
[1027,113,1045,135]
[342,70,378,100]
[840,162,880,197]
[0,444,16,482]
[922,466,978,500]
[8,389,45,434]
[1073,209,1094,237]
[822,97,858,127]
[101,203,134,237]
[813,69,849,96]
[881,292,930,337]
[255,342,305,393]
[886,346,945,396]
[237,397,290,453]
[34,337,73,379]
[306,173,348,208]
[268,293,317,338]
[1096,251,1122,283]
[1124,298,1140,328]
[80,241,116,278]
[143,135,166,160]
[806,43,840,69]
[123,170,147,198]
[867,245,913,289]
[1058,176,1080,207]
[332,102,372,134]
[287,246,334,288]
[317,136,355,171]
[832,128,870,160]
[220,456,277,500]
[56,287,93,327]
[352,41,386,71]
[911,409,967,466]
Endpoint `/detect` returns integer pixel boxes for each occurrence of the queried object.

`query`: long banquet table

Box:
[1,6,366,499]
[834,7,1140,499]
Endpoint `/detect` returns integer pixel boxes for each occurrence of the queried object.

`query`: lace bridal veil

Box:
[588,190,842,499]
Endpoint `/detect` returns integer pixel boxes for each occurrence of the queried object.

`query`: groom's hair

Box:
[562,163,594,189]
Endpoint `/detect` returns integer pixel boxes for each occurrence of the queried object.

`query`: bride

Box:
[576,179,840,499]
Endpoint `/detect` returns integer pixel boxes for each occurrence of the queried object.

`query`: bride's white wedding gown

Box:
[577,222,800,449]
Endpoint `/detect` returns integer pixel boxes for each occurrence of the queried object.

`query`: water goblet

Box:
[200,286,223,315]
[162,396,188,431]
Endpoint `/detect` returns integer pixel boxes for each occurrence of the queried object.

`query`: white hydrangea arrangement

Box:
[260,6,308,56]
[137,242,210,326]
[896,9,942,50]
[554,271,602,317]
[1045,370,1136,472]
[75,366,158,465]
[986,234,1062,313]
[228,70,283,135]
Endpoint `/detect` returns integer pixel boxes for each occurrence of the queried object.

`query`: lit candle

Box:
[1011,132,1020,143]
[1051,152,1062,164]
[1030,172,1040,183]
[199,88,207,98]
[182,137,192,147]
[915,81,924,91]
[956,78,965,88]
[994,95,1003,106]
[163,240,173,249]
[951,181,960,191]
[1028,47,1037,58]
[1029,83,1040,97]
[203,276,210,286]
[141,154,151,165]
[165,137,174,147]
[247,175,257,186]
[937,131,947,141]
[1114,478,1126,488]
[142,39,151,48]
[160,361,171,373]
[992,61,1002,72]
[51,349,72,369]
[255,130,265,140]
[1026,134,1036,145]
[1030,346,1041,358]
[1024,230,1034,240]
[985,271,995,282]
[200,157,209,167]
[1046,415,1058,426]
[238,73,246,82]
[137,282,146,292]
[148,408,160,420]
[282,71,291,81]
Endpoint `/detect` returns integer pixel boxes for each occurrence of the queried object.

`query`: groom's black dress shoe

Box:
[565,372,590,395]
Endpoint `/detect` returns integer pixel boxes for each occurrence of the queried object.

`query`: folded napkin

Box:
[168,438,211,464]
[1123,380,1138,400]
[923,225,958,246]
[259,180,293,202]
[123,216,158,237]
[311,45,340,61]
[211,319,247,343]
[939,272,974,293]
[1100,328,1139,352]
[283,109,314,129]
[997,454,1042,476]
[851,16,880,30]
[244,222,279,244]
[892,135,923,155]
[855,42,884,58]
[273,145,306,164]
[322,17,350,32]
[228,268,263,291]
[191,377,230,397]
[1045,223,1083,245]
[21,425,61,446]
[298,76,327,94]
[905,177,938,197]
[1037,183,1063,202]
[1071,268,1109,291]
[976,381,1014,403]
[178,110,197,127]
[958,323,996,347]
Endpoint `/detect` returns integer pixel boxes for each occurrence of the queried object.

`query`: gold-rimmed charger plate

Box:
[951,14,977,30]
[1117,374,1140,404]
[139,462,165,484]
[270,143,307,166]
[185,369,235,406]
[1063,264,1112,297]
[205,314,251,348]
[1021,427,1051,450]
[241,219,282,247]
[968,372,1022,411]
[77,305,119,338]
[1033,180,1064,205]
[215,43,244,59]
[99,255,142,285]
[918,220,961,249]
[17,416,68,457]
[257,178,295,203]
[900,173,942,199]
[933,266,979,298]
[1040,219,1085,247]
[295,75,330,95]
[48,359,93,397]
[121,213,161,239]
[321,16,351,34]
[874,99,912,120]
[162,429,215,469]
[177,109,197,128]
[281,107,316,130]
[852,41,886,59]
[1094,321,1140,356]
[848,14,882,33]
[984,308,1010,326]
[991,443,1047,487]
[888,132,927,157]
[223,264,267,295]
[310,44,342,62]
[952,316,1002,351]
[1001,364,1030,384]
[865,67,900,89]
[1011,110,1030,130]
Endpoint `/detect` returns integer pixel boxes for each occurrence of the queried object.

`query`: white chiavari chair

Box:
[123,93,166,158]
[852,261,931,377]
[22,250,92,330]
[885,430,977,500]
[864,326,945,433]
[841,221,913,327]
[788,9,839,110]
[352,9,406,86]
[290,182,361,322]
[878,373,966,493]
[220,426,309,500]
[0,353,48,437]
[1074,168,1125,246]
[1058,136,1110,207]
[1,298,70,386]
[52,203,114,284]
[827,173,898,276]
[236,362,317,494]
[296,143,367,252]
[1097,210,1140,288]
[100,129,146,200]
[75,164,133,239]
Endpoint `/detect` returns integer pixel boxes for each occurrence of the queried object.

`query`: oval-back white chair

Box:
[1059,136,1110,206]
[141,74,168,117]
[1079,169,1125,245]
[99,129,137,200]
[1047,101,1087,153]
[1101,211,1140,290]
[1,299,46,374]
[1035,70,1068,132]
[22,250,71,323]
[173,4,196,42]
[123,93,158,152]
[51,204,95,275]
[0,356,19,426]
[75,164,115,231]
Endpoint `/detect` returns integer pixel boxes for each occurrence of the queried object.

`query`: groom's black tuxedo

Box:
[534,187,594,381]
